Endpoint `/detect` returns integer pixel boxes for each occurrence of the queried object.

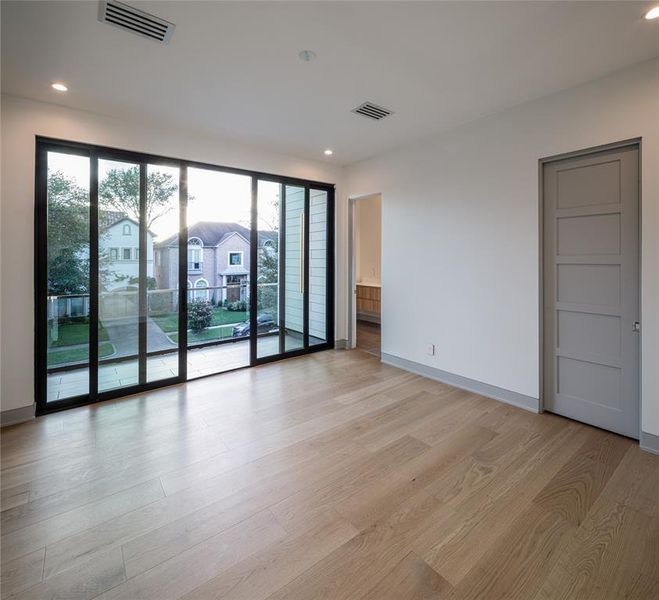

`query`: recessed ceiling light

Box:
[298,50,316,62]
[324,149,333,156]
[645,6,659,19]
[51,82,68,92]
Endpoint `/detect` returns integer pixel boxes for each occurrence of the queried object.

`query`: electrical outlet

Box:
[426,344,435,356]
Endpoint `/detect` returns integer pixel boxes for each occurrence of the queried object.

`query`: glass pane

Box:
[256,181,281,359]
[98,159,140,392]
[309,190,328,345]
[147,164,180,382]
[46,152,90,402]
[284,185,305,352]
[186,167,251,376]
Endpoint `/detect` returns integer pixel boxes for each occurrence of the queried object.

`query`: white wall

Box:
[355,194,382,285]
[0,94,344,413]
[346,58,659,437]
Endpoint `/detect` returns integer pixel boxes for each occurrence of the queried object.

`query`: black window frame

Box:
[35,136,335,415]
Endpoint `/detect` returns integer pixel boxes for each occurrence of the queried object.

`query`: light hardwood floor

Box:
[1,350,657,599]
[356,320,381,357]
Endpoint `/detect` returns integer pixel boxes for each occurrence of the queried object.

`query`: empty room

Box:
[1,2,658,599]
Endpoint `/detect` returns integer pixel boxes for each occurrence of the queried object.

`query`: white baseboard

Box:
[640,431,659,455]
[1,404,36,427]
[381,353,540,413]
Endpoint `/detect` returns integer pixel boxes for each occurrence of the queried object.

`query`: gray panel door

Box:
[543,145,639,438]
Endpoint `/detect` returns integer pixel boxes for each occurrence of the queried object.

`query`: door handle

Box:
[299,213,305,294]
[633,321,641,333]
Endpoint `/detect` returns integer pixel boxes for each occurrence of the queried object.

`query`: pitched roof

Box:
[99,210,128,229]
[156,221,276,247]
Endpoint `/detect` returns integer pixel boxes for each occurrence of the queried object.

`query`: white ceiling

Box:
[2,1,659,165]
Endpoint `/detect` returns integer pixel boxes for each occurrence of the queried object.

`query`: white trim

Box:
[227,250,243,267]
[194,277,209,301]
[640,431,659,455]
[382,353,540,413]
[218,230,249,247]
[1,404,35,427]
[348,193,382,349]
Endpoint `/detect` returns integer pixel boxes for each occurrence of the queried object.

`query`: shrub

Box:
[188,299,213,332]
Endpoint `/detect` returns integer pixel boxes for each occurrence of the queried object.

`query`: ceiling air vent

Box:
[98,1,175,44]
[351,101,394,121]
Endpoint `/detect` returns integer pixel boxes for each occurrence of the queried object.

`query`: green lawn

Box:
[152,308,247,333]
[49,320,109,348]
[170,325,241,344]
[47,342,114,367]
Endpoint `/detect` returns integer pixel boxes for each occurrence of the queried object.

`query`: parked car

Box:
[232,314,275,337]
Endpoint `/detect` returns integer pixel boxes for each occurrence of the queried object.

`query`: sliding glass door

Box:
[254,181,333,363]
[43,150,91,403]
[185,167,252,377]
[36,138,334,414]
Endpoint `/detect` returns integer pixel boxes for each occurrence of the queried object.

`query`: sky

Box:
[48,151,280,242]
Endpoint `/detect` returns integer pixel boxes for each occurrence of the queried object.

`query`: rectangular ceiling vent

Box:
[351,101,394,121]
[98,1,175,44]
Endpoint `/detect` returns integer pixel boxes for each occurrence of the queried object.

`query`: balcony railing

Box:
[47,281,279,319]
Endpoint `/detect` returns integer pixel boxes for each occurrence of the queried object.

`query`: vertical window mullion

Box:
[327,187,335,348]
[249,176,257,366]
[178,165,188,379]
[89,152,99,400]
[34,147,48,412]
[278,185,287,355]
[303,187,310,349]
[138,163,147,385]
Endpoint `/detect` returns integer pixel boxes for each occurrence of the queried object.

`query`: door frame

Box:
[538,138,642,436]
[347,192,382,350]
[35,136,335,415]
[251,181,335,366]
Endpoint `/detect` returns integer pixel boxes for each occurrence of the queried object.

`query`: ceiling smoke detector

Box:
[98,1,175,43]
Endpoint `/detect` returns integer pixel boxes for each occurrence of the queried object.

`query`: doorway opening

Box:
[349,194,382,357]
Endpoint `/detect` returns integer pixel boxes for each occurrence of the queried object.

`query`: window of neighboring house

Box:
[188,237,203,271]
[122,224,131,235]
[228,251,242,266]
[195,278,209,300]
[122,248,132,260]
[109,248,119,261]
[134,248,140,260]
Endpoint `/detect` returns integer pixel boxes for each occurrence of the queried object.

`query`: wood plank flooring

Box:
[1,350,657,599]
[356,320,381,357]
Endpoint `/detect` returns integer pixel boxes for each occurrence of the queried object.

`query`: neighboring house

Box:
[51,212,155,320]
[99,214,154,291]
[154,222,276,303]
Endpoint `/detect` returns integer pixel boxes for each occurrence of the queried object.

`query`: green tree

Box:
[47,171,90,295]
[256,191,280,320]
[99,166,177,228]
